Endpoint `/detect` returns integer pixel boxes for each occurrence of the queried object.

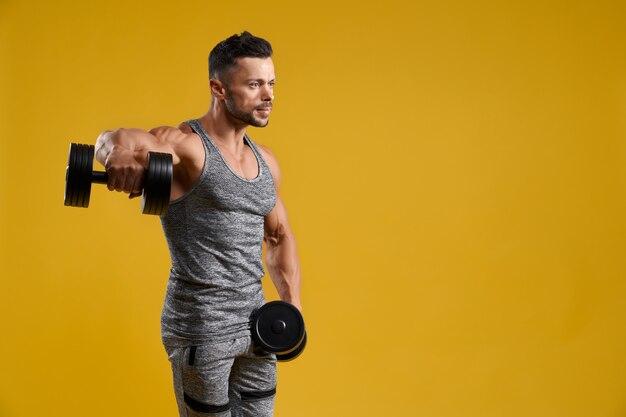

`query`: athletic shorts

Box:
[164,335,277,417]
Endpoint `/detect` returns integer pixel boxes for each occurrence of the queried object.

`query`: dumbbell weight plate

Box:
[160,153,173,214]
[65,143,94,208]
[81,144,95,208]
[141,152,157,214]
[251,301,306,360]
[78,144,92,208]
[74,144,85,207]
[141,152,157,215]
[153,152,169,215]
[76,144,89,208]
[153,152,167,215]
[68,142,83,207]
[66,143,84,207]
[64,143,77,206]
[276,331,307,362]
[141,152,172,216]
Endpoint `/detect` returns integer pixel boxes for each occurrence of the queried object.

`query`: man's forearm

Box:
[265,231,301,310]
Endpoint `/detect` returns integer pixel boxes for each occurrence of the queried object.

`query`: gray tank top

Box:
[160,119,277,346]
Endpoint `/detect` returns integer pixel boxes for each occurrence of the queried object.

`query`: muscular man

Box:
[94,32,301,417]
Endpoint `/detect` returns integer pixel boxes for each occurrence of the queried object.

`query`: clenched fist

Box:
[104,146,145,198]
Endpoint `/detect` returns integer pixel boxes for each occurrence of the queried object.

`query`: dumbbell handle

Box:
[91,171,108,184]
[90,150,170,186]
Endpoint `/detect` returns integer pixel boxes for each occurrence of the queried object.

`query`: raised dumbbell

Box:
[64,143,173,215]
[250,301,307,362]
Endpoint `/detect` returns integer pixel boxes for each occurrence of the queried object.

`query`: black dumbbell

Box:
[64,143,173,215]
[250,301,307,362]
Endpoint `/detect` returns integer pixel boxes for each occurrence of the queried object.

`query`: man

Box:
[95,31,301,417]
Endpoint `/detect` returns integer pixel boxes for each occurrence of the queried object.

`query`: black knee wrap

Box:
[184,392,230,413]
[240,388,277,402]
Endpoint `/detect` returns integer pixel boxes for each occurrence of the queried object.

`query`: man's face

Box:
[222,57,275,128]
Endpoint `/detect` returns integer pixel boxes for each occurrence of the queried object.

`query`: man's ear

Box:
[210,79,227,100]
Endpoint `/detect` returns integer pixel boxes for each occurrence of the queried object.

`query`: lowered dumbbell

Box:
[250,301,307,362]
[64,143,173,215]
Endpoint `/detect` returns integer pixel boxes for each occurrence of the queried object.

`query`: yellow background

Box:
[1,0,626,416]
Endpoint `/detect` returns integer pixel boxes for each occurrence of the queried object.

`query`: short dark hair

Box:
[208,31,273,81]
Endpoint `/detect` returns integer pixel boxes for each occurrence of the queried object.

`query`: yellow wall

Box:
[1,1,626,416]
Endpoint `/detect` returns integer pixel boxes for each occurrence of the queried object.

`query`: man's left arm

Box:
[261,147,302,311]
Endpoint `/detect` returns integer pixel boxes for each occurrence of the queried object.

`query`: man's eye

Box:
[250,82,259,88]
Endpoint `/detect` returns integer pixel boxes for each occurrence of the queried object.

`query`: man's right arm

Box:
[95,128,181,196]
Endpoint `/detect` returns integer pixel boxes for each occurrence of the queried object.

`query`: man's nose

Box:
[261,84,274,101]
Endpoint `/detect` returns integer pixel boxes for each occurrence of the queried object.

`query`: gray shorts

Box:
[164,336,277,417]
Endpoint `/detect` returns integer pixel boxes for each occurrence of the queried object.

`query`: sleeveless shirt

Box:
[160,119,277,347]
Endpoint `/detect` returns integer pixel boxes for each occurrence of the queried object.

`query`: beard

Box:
[225,94,270,128]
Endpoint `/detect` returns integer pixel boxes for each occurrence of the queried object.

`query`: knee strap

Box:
[240,388,277,402]
[184,392,230,413]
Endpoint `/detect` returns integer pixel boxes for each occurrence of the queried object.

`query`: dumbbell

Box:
[250,301,307,362]
[64,143,173,215]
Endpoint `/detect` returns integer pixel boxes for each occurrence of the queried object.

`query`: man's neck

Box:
[198,103,248,153]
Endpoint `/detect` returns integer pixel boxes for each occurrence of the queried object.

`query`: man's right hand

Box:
[104,146,145,197]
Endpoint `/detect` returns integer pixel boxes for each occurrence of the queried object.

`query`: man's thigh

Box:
[228,343,277,417]
[165,337,249,417]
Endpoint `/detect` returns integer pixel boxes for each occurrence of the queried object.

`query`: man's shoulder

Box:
[147,123,194,142]
[252,141,281,183]
[253,142,277,165]
[176,121,194,134]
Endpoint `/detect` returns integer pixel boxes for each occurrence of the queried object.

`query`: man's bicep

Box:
[261,144,291,243]
[264,196,291,245]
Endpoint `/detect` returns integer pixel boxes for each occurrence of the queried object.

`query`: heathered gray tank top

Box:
[160,119,276,347]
